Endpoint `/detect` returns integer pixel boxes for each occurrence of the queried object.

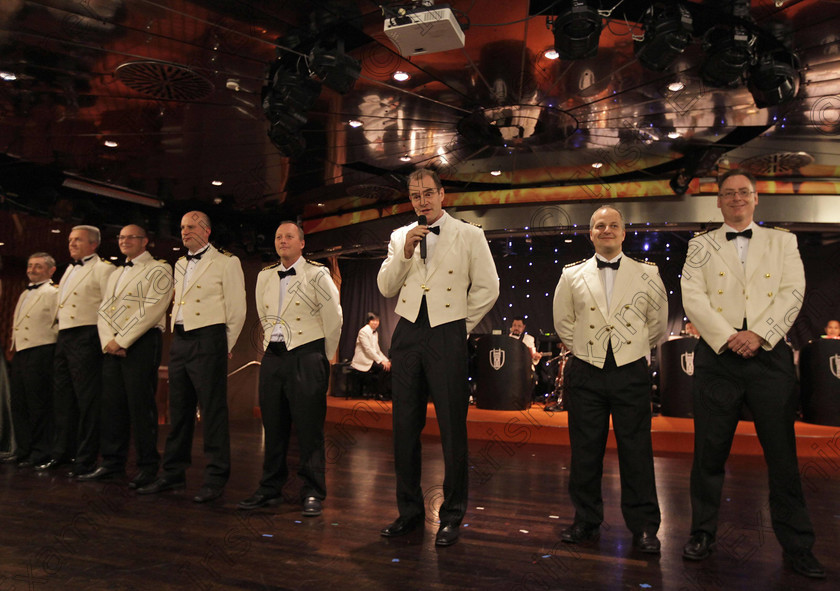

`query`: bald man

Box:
[80,225,173,487]
[138,212,246,504]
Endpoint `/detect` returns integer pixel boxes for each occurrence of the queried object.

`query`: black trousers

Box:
[690,339,815,553]
[10,344,55,463]
[53,326,103,469]
[565,352,661,535]
[257,339,329,500]
[390,304,469,524]
[100,329,162,473]
[162,324,230,488]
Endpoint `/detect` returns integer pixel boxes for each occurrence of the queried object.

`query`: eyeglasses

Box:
[118,235,145,241]
[409,188,440,202]
[720,188,755,199]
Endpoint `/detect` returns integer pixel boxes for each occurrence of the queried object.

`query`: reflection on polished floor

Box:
[0,419,837,590]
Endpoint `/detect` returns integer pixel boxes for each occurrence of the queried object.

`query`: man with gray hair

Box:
[7,252,59,468]
[36,226,116,477]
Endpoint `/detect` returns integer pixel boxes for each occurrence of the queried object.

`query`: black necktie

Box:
[277,268,296,280]
[123,261,134,268]
[726,229,753,241]
[427,226,441,235]
[71,259,84,266]
[597,258,620,270]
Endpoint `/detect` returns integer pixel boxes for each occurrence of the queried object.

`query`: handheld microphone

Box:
[418,214,427,260]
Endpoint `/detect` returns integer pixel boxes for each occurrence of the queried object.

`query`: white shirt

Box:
[60,254,96,298]
[595,252,623,309]
[270,256,305,343]
[175,246,209,325]
[424,214,445,263]
[722,222,756,266]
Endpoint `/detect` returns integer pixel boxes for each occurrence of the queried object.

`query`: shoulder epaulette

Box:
[692,229,710,237]
[564,259,587,269]
[218,247,234,257]
[460,219,482,228]
[772,226,791,232]
[306,259,326,267]
[157,258,168,263]
[101,259,113,265]
[262,261,281,271]
[629,256,657,266]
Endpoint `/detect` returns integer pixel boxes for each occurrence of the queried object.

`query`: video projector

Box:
[384,4,465,57]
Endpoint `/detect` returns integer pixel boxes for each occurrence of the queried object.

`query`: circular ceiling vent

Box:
[115,61,214,101]
[739,151,815,175]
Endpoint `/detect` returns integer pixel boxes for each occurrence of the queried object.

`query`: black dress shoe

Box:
[66,466,94,479]
[193,486,224,503]
[435,522,460,547]
[785,550,826,579]
[302,496,322,517]
[633,531,661,554]
[34,459,66,472]
[682,532,715,561]
[560,522,600,544]
[76,466,126,481]
[136,477,186,495]
[238,492,281,510]
[0,454,19,464]
[380,514,425,537]
[128,472,157,490]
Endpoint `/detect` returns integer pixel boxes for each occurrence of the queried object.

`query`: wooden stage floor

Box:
[1,412,838,590]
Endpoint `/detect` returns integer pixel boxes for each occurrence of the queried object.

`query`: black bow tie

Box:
[71,259,84,266]
[123,261,134,268]
[277,268,296,280]
[596,258,620,270]
[726,229,753,241]
[185,252,203,261]
[427,226,441,235]
[26,283,42,290]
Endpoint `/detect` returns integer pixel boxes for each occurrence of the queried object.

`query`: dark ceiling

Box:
[1,0,840,254]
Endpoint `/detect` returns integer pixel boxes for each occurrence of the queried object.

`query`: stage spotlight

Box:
[634,3,693,72]
[550,0,603,60]
[309,41,361,95]
[262,68,321,124]
[748,49,799,107]
[700,23,756,87]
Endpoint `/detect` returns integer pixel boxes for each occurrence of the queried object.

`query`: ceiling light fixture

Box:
[544,49,560,60]
[400,154,411,162]
[747,22,800,107]
[634,3,693,72]
[392,70,410,82]
[0,71,17,81]
[103,140,119,148]
[700,0,757,88]
[668,130,682,139]
[348,119,363,128]
[211,180,223,186]
[667,80,685,92]
[490,170,502,176]
[308,39,361,95]
[548,0,603,60]
[591,161,603,169]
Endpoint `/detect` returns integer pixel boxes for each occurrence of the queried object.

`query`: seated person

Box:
[822,319,840,339]
[350,313,391,399]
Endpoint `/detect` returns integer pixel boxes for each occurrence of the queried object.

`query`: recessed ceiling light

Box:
[667,81,685,92]
[392,71,410,82]
[172,247,181,251]
[213,197,223,204]
[400,154,411,162]
[317,202,325,207]
[348,119,362,128]
[51,228,61,234]
[591,162,603,169]
[490,170,502,176]
[564,239,573,243]
[0,72,17,81]
[544,49,560,60]
[104,140,118,148]
[211,180,223,186]
[667,131,681,139]
[0,242,4,246]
